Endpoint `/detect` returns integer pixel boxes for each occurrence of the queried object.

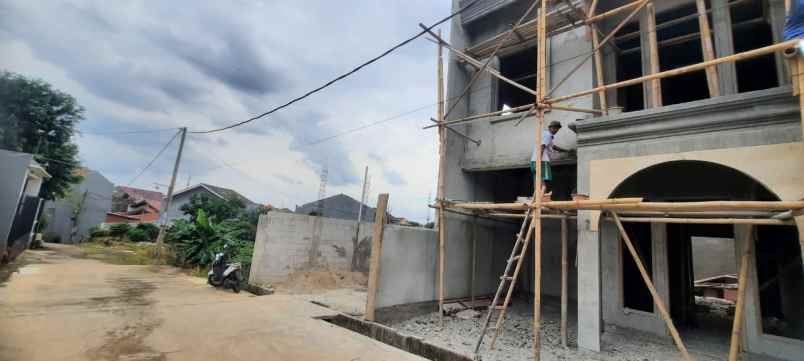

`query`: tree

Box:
[0,71,84,199]
[180,193,244,222]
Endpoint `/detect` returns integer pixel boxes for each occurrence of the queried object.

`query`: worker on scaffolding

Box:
[531,120,570,196]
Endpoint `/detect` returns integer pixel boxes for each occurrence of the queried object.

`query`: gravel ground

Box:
[388,298,727,361]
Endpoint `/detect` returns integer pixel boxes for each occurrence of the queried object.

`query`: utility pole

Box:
[155,127,187,257]
[352,166,369,271]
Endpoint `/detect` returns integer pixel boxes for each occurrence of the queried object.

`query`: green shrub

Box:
[89,226,108,238]
[108,223,131,237]
[126,228,148,243]
[43,232,61,243]
[135,223,160,241]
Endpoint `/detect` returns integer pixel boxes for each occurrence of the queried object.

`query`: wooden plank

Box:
[695,0,720,97]
[608,216,795,226]
[611,212,691,360]
[436,29,447,328]
[728,226,754,361]
[560,216,568,347]
[364,193,390,322]
[546,39,799,104]
[645,2,663,107]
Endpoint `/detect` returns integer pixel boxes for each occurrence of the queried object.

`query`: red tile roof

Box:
[116,186,164,210]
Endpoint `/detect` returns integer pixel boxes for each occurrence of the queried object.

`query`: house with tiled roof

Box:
[164,183,258,222]
[106,186,164,224]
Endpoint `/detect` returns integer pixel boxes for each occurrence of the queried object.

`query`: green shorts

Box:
[530,161,552,181]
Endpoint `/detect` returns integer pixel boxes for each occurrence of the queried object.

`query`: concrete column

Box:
[651,223,670,312]
[711,0,739,95]
[577,210,601,352]
[769,0,790,85]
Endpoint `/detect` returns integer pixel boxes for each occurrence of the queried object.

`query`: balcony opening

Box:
[497,46,538,111]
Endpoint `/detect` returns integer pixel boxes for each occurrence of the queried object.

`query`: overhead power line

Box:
[189,0,481,135]
[127,130,181,185]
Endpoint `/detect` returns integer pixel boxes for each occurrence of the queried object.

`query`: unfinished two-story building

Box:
[420,0,804,359]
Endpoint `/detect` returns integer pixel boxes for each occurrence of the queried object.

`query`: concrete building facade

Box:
[427,0,804,359]
[0,149,49,262]
[43,169,114,243]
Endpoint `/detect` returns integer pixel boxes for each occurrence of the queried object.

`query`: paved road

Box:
[0,244,424,361]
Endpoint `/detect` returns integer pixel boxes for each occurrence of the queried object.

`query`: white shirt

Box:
[531,130,553,162]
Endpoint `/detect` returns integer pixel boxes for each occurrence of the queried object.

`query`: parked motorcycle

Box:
[207,245,242,293]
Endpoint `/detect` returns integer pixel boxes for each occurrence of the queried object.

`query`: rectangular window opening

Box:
[497,47,538,111]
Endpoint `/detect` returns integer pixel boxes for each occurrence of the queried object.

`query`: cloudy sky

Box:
[0,0,453,222]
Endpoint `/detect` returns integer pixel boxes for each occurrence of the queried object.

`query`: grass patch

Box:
[78,241,171,266]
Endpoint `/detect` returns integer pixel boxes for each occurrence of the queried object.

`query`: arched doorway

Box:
[607,160,803,350]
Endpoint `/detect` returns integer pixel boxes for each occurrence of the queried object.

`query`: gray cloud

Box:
[155,30,284,96]
[384,169,407,186]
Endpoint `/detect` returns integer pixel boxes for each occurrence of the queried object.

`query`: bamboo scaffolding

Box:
[611,212,691,360]
[547,39,799,104]
[486,212,794,225]
[447,199,804,211]
[436,29,447,328]
[645,2,663,107]
[560,216,568,347]
[729,227,754,361]
[422,101,600,130]
[695,0,720,96]
[533,1,547,359]
[422,1,801,360]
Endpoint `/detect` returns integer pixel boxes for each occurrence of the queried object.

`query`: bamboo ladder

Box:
[472,206,534,354]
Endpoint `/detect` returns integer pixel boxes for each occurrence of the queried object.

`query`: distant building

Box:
[165,183,258,222]
[295,193,376,221]
[105,186,164,224]
[43,168,114,243]
[0,149,50,262]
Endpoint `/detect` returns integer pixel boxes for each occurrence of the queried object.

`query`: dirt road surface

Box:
[0,244,424,361]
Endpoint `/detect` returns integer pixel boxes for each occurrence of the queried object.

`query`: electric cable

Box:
[188,0,482,134]
[127,130,181,186]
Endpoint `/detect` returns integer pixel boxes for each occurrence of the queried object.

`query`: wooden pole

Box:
[547,39,799,104]
[645,2,663,107]
[533,0,547,359]
[729,226,754,361]
[447,199,804,211]
[560,216,568,348]
[611,212,691,360]
[695,0,721,97]
[364,193,390,322]
[436,29,448,328]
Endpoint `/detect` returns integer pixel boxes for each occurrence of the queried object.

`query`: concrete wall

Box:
[44,170,114,243]
[0,150,32,258]
[691,237,736,280]
[249,212,374,284]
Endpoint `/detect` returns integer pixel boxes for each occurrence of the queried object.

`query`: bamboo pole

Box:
[365,193,390,322]
[695,0,721,97]
[611,212,691,360]
[645,2,663,107]
[728,226,755,361]
[471,215,477,308]
[547,39,799,104]
[591,25,608,115]
[585,0,645,24]
[609,216,794,226]
[533,1,547,359]
[798,56,804,144]
[447,199,804,211]
[560,216,568,347]
[436,29,447,328]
